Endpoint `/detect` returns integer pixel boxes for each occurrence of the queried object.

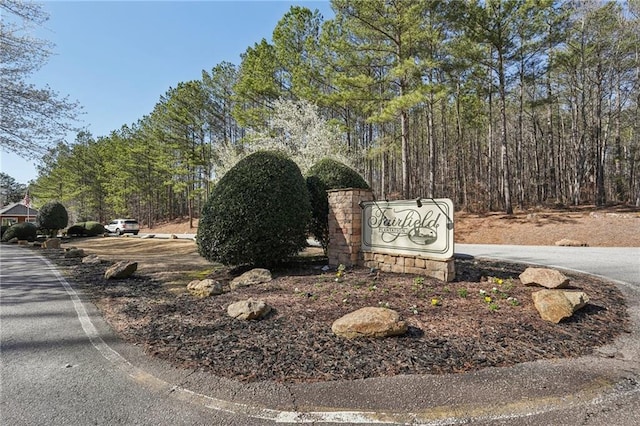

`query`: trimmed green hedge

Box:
[197,151,311,267]
[306,158,369,252]
[67,221,106,237]
[36,200,68,237]
[0,225,9,239]
[1,222,37,242]
[306,158,369,190]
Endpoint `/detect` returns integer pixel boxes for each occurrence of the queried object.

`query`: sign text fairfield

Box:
[361,198,454,260]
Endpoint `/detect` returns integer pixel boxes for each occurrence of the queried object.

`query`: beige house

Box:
[0,202,39,226]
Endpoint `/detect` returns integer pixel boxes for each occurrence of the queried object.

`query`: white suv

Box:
[105,219,139,235]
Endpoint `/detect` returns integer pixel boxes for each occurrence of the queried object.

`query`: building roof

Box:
[0,202,39,217]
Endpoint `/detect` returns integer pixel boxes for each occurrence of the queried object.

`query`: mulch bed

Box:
[40,249,630,384]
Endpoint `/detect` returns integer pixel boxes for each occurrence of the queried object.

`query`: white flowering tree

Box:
[216,99,352,178]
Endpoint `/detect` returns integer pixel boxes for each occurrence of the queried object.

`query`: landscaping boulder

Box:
[105,261,138,280]
[532,290,590,323]
[230,268,272,290]
[555,238,588,247]
[519,267,570,289]
[227,299,271,320]
[64,248,86,258]
[187,279,223,298]
[43,238,61,249]
[332,307,407,339]
[563,291,590,311]
[82,254,102,264]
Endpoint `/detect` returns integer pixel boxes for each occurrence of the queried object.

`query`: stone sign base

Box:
[362,251,455,282]
[327,188,373,267]
[327,188,455,282]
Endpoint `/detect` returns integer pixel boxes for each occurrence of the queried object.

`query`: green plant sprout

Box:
[335,264,346,282]
[502,280,515,291]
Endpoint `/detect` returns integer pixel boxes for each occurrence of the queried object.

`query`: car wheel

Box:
[133,231,139,235]
[115,228,122,235]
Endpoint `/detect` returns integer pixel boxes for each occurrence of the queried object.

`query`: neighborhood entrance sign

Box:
[361,198,454,260]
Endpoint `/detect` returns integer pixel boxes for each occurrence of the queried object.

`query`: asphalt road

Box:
[0,245,267,426]
[456,244,640,287]
[1,243,639,425]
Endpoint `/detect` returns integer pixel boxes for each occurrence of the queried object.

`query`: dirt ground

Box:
[40,206,636,383]
[454,205,640,247]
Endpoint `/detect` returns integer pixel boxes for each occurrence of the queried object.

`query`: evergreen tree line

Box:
[31,1,640,226]
[0,173,27,206]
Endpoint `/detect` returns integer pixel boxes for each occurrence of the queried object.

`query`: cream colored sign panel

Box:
[362,198,454,260]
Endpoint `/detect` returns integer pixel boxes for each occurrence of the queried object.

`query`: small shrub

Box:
[67,221,106,237]
[87,222,106,236]
[36,200,68,237]
[1,222,37,242]
[0,225,9,239]
[306,158,369,252]
[306,158,369,190]
[73,221,105,236]
[197,150,311,267]
[66,225,86,236]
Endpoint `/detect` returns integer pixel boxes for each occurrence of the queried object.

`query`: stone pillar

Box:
[327,188,373,267]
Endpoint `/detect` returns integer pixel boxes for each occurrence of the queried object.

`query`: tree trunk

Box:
[498,50,513,215]
[487,55,495,212]
[594,63,606,207]
[401,108,410,199]
[428,92,436,198]
[516,55,525,209]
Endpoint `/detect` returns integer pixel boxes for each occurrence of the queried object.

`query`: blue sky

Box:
[1,0,333,185]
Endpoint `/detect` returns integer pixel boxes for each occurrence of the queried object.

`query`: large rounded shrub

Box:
[36,200,68,237]
[306,158,369,252]
[197,151,311,267]
[1,222,37,242]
